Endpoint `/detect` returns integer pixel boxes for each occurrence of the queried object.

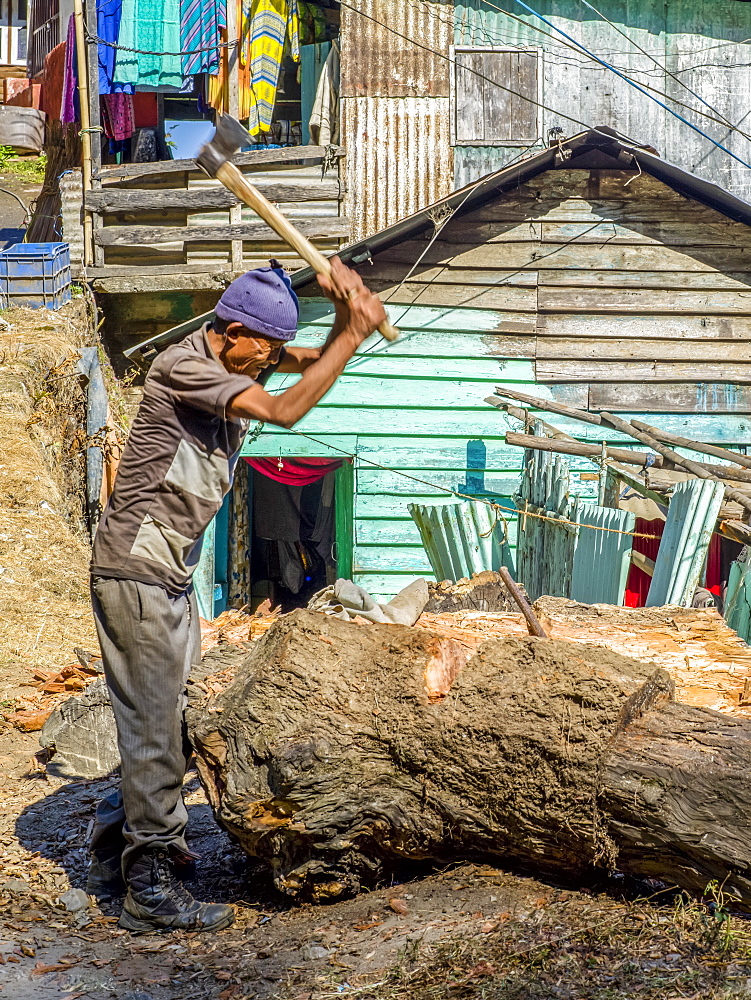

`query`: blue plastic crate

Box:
[0,243,72,310]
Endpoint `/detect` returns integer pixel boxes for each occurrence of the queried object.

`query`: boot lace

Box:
[152,851,196,908]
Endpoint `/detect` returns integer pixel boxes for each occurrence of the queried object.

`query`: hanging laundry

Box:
[41,42,66,121]
[61,15,79,124]
[247,0,299,136]
[97,0,123,94]
[180,0,226,77]
[309,39,338,146]
[113,0,183,91]
[101,93,135,141]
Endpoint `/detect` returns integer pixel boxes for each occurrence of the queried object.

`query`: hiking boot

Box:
[87,844,198,900]
[86,845,125,899]
[119,847,233,934]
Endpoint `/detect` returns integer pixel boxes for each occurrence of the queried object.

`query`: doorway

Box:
[246,457,353,613]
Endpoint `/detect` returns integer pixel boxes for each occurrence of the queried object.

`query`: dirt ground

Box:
[1,305,751,998]
[0,167,42,249]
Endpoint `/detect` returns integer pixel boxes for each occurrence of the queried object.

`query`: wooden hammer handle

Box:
[216,161,399,342]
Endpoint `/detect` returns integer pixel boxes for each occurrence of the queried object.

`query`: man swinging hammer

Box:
[87,259,386,933]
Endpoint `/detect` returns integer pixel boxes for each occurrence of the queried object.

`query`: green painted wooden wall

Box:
[242,162,751,602]
[240,299,751,601]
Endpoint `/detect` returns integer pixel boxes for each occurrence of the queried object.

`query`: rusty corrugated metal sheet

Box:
[341,96,453,240]
[340,0,450,97]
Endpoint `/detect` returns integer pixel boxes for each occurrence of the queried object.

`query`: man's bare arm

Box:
[227,258,386,426]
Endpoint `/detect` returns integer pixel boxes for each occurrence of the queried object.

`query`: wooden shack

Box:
[219,127,751,609]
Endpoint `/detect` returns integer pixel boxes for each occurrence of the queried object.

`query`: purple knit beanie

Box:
[215,266,299,341]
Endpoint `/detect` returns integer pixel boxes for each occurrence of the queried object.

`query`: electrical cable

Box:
[402,0,751,142]
[0,187,28,215]
[576,0,737,131]
[501,0,751,170]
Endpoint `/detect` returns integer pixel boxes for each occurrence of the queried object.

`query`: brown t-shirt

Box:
[91,326,265,595]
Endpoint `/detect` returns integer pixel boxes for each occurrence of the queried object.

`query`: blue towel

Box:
[97,0,123,94]
[113,0,183,90]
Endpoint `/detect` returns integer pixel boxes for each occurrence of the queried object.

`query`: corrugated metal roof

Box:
[341,96,454,240]
[646,479,725,607]
[408,499,510,582]
[570,503,635,606]
[340,0,450,98]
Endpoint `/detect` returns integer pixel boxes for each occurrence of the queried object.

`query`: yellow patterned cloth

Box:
[209,0,299,132]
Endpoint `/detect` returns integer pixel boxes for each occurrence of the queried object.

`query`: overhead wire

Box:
[501,0,751,170]
[576,0,738,132]
[403,0,751,143]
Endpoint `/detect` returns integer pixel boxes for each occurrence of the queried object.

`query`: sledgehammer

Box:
[197,114,399,341]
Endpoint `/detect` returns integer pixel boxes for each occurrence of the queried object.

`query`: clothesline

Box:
[84,30,241,57]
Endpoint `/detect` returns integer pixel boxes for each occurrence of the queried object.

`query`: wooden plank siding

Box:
[243,167,751,599]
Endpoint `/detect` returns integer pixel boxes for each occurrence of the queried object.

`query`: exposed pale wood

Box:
[631,550,655,577]
[95,217,351,246]
[719,519,751,547]
[536,360,751,382]
[588,383,751,414]
[536,337,751,361]
[95,145,343,180]
[85,181,340,212]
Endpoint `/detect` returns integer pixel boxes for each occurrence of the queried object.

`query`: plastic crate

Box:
[0,243,72,310]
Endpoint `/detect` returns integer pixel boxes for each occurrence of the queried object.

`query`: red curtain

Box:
[245,456,344,486]
[624,519,722,607]
[624,518,664,607]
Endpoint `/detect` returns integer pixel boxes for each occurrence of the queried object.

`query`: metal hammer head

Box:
[196,114,254,176]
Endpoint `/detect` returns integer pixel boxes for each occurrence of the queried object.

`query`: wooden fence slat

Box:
[86,180,341,212]
[95,217,351,246]
[94,145,344,181]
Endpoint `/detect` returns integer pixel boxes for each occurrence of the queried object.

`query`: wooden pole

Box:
[226,0,244,273]
[498,567,548,637]
[506,430,751,516]
[72,0,93,267]
[487,388,751,472]
[599,411,751,515]
[83,0,103,267]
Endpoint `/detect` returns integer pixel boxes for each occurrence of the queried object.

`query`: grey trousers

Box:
[90,576,200,871]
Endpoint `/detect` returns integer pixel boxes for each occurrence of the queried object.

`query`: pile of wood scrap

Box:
[487,386,751,547]
[4,652,103,732]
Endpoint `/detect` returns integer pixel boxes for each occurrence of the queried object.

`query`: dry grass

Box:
[0,300,100,696]
[306,887,751,1000]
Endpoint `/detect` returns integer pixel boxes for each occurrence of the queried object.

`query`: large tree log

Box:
[187,610,751,908]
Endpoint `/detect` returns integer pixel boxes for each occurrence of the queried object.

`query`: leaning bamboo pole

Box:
[487,388,751,471]
[72,0,93,267]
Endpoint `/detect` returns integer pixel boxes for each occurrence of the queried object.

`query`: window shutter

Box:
[452,47,539,145]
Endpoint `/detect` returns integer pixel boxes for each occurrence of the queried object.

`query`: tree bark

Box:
[188,610,751,908]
